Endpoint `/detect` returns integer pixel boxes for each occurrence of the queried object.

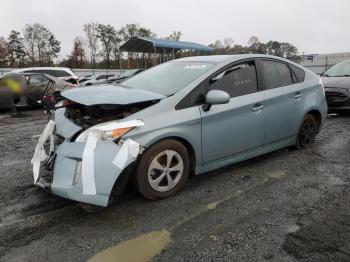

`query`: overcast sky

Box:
[1,0,349,58]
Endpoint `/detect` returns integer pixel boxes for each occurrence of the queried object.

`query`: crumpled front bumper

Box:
[51,140,131,207]
[33,108,141,207]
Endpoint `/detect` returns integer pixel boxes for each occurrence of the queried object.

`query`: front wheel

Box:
[135,139,190,200]
[295,114,317,149]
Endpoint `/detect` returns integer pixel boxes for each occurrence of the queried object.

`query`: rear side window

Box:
[209,61,258,98]
[26,70,45,74]
[47,70,71,77]
[260,60,293,89]
[289,64,305,83]
[28,74,49,86]
[28,74,44,85]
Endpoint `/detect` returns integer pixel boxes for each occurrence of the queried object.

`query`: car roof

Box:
[12,67,74,74]
[175,54,294,64]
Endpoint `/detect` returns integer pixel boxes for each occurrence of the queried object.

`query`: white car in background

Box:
[11,67,79,83]
[81,73,116,86]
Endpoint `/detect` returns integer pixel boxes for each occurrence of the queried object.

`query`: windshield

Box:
[121,61,216,95]
[323,60,350,77]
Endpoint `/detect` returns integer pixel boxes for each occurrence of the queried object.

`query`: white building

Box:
[301,52,350,74]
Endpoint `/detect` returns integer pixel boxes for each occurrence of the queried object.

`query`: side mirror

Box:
[203,90,230,111]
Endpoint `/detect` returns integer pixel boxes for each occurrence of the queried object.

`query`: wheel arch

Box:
[305,109,322,132]
[109,135,197,203]
[144,136,197,176]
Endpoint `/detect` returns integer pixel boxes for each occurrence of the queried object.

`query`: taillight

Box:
[43,95,56,104]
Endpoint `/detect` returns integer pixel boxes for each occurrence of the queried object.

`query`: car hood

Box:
[61,84,165,106]
[322,77,350,88]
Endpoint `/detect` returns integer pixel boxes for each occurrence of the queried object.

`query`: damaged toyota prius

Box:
[32,55,327,207]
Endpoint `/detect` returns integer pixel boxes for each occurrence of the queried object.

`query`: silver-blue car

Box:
[32,55,327,207]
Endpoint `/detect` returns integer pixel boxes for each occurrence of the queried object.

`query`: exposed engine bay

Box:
[64,100,157,130]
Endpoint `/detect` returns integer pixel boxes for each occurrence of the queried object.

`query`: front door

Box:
[201,60,265,164]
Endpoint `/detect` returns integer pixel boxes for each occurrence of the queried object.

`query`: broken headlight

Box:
[75,120,143,142]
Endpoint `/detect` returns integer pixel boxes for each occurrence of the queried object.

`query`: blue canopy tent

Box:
[120,37,213,68]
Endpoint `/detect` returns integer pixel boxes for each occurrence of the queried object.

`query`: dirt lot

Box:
[0,109,350,262]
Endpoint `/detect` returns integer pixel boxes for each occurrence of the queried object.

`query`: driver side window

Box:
[209,61,258,98]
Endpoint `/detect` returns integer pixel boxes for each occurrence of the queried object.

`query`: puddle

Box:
[268,170,287,179]
[89,173,284,261]
[88,229,171,262]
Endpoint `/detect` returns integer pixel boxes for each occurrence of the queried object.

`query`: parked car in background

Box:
[32,55,327,207]
[0,73,27,110]
[11,67,79,83]
[81,74,115,86]
[107,69,144,84]
[25,73,76,109]
[321,60,350,113]
[78,75,94,84]
[0,73,75,111]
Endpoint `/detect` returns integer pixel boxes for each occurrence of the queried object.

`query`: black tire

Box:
[295,114,317,149]
[135,139,190,200]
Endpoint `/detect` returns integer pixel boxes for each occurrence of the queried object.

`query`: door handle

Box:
[252,104,264,112]
[294,92,303,99]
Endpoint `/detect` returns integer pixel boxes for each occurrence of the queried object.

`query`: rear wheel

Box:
[295,114,317,149]
[135,139,190,200]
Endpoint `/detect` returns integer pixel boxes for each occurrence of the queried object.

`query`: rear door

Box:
[27,74,49,104]
[257,59,305,145]
[200,60,265,164]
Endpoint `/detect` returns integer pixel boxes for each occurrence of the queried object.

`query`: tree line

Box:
[0,23,300,69]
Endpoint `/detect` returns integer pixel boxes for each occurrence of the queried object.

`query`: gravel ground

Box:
[0,109,349,262]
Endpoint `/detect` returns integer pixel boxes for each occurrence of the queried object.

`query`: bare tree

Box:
[111,32,122,69]
[223,37,234,49]
[0,37,9,67]
[96,24,116,69]
[168,31,182,41]
[247,36,260,46]
[23,24,36,66]
[83,21,99,70]
[68,37,86,68]
[7,30,27,67]
[23,23,60,66]
[119,23,156,41]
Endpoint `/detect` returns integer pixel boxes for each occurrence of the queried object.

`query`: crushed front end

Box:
[32,102,151,206]
[31,85,164,206]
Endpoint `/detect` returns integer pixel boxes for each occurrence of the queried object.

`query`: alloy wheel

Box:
[147,150,184,192]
